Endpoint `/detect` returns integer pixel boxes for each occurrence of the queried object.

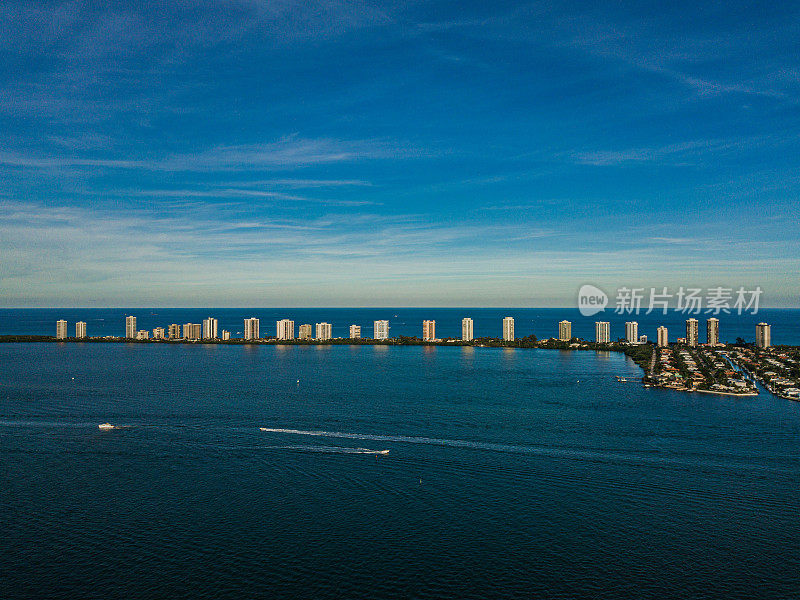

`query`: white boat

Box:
[98,423,115,430]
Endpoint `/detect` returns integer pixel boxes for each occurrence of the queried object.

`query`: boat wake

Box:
[259,427,531,454]
[262,444,389,455]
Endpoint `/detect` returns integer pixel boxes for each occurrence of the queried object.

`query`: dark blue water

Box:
[2,342,799,599]
[2,308,799,345]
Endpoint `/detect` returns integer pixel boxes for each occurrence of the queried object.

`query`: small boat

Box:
[98,423,115,430]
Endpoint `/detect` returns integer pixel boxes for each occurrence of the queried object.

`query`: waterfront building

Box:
[462,318,474,342]
[168,324,181,339]
[244,318,260,340]
[595,321,610,343]
[277,319,295,340]
[56,319,67,339]
[625,321,638,343]
[755,323,771,348]
[349,325,361,339]
[125,315,137,339]
[423,320,436,341]
[75,321,86,339]
[202,318,218,340]
[221,330,230,340]
[502,317,514,342]
[183,323,201,340]
[639,335,647,344]
[558,320,572,341]
[316,322,332,341]
[374,320,389,340]
[299,324,313,340]
[153,327,165,340]
[136,330,149,340]
[657,326,668,347]
[707,318,720,346]
[686,318,699,347]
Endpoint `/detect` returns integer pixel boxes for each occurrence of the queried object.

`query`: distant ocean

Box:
[1,307,799,344]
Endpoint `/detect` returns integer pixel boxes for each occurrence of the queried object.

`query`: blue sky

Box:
[1,0,798,307]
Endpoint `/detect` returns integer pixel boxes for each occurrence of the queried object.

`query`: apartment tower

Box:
[595,321,610,343]
[462,318,474,342]
[423,320,436,341]
[502,317,515,342]
[558,320,572,341]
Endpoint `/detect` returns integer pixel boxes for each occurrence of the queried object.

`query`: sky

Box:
[1,0,798,308]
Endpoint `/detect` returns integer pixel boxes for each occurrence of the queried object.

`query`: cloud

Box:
[0,136,425,173]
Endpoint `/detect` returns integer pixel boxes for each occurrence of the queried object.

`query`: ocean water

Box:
[1,342,799,599]
[2,308,799,345]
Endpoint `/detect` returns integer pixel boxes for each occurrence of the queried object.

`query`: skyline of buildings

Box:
[48,314,773,348]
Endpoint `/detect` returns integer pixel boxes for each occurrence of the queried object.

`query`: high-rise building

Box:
[125,315,137,339]
[183,323,201,340]
[75,321,86,339]
[136,330,149,340]
[316,322,332,340]
[153,327,165,340]
[349,325,361,339]
[202,318,218,340]
[558,320,572,341]
[686,318,699,347]
[244,318,260,340]
[374,320,389,340]
[56,319,68,339]
[595,321,610,343]
[657,326,668,347]
[462,318,474,342]
[707,318,720,346]
[221,330,230,340]
[625,321,638,343]
[502,317,514,341]
[276,319,295,340]
[755,323,771,349]
[423,320,436,341]
[168,324,181,339]
[299,324,313,340]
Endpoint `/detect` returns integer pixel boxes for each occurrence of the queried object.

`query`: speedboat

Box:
[98,423,115,430]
